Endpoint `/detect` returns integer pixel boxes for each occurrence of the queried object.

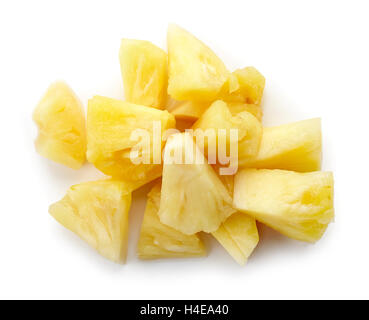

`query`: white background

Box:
[0,0,368,300]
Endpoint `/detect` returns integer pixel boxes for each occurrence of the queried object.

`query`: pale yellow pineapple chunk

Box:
[138,183,206,259]
[234,169,334,243]
[33,81,86,169]
[158,133,235,235]
[167,24,229,102]
[232,67,265,105]
[240,118,321,171]
[87,96,175,191]
[119,39,167,108]
[213,212,259,266]
[218,67,265,106]
[193,100,262,163]
[49,180,131,262]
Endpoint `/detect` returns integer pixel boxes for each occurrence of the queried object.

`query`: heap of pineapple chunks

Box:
[33,24,334,265]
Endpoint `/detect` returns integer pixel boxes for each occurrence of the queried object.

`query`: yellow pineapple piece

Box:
[218,67,265,106]
[240,118,321,171]
[193,100,262,163]
[119,39,167,109]
[49,180,132,262]
[87,96,175,191]
[138,183,206,259]
[33,81,86,169]
[158,133,235,235]
[167,24,229,102]
[234,169,334,243]
[212,212,259,266]
[227,102,263,122]
[232,67,265,105]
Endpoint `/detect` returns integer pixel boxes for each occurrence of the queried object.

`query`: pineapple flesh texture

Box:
[218,67,265,106]
[167,24,229,102]
[138,183,206,259]
[231,67,265,105]
[49,180,132,262]
[212,212,259,266]
[193,100,262,162]
[119,39,167,109]
[87,96,175,191]
[234,169,334,243]
[167,99,262,123]
[33,81,87,169]
[166,97,210,121]
[240,118,322,171]
[158,133,236,235]
[227,102,263,122]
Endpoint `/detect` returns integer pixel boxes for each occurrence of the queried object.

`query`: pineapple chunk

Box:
[158,133,235,235]
[212,212,259,266]
[193,100,262,162]
[49,180,132,262]
[218,67,265,106]
[33,81,86,169]
[166,97,210,121]
[119,39,167,108]
[87,96,175,190]
[234,169,334,243]
[138,183,206,259]
[167,24,229,102]
[240,118,322,171]
[232,67,265,105]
